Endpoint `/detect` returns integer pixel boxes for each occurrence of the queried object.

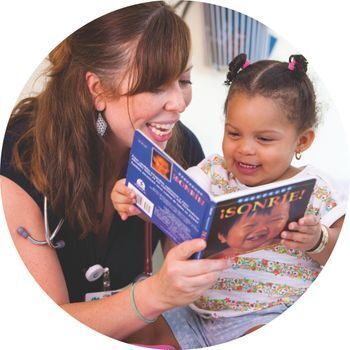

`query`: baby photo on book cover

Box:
[151,149,172,181]
[206,202,290,258]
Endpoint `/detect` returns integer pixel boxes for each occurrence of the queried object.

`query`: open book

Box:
[126,130,316,259]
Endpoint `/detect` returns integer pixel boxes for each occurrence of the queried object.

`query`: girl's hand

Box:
[149,239,230,310]
[111,178,142,220]
[280,215,322,251]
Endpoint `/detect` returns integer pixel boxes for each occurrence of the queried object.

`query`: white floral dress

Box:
[186,154,347,318]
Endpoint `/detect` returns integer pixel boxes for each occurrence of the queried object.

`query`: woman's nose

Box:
[164,84,188,113]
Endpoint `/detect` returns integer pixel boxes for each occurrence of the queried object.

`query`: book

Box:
[126,130,316,259]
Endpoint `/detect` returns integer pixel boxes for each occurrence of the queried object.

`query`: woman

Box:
[0,1,228,342]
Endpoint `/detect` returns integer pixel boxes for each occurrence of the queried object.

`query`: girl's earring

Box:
[96,111,108,137]
[295,151,302,160]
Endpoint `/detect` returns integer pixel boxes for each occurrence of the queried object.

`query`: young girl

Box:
[113,53,346,348]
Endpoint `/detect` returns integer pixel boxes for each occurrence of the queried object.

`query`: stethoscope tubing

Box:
[17,226,48,245]
[16,196,65,249]
[44,196,64,248]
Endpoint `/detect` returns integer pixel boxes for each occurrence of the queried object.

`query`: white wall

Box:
[180,2,350,189]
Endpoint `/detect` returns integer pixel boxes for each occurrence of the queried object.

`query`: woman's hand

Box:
[111,178,142,220]
[280,215,322,251]
[148,238,230,311]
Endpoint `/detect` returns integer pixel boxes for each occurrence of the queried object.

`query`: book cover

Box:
[126,130,316,259]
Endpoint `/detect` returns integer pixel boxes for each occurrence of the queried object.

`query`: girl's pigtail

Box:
[288,54,308,74]
[225,53,248,85]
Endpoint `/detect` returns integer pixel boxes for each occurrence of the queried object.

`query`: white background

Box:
[0,0,349,349]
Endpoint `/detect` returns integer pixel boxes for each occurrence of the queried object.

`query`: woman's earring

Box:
[96,111,108,137]
[295,151,302,160]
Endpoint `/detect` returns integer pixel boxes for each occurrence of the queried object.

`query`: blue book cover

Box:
[126,130,316,259]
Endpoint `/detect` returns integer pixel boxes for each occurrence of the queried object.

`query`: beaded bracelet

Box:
[307,224,329,254]
[131,281,158,324]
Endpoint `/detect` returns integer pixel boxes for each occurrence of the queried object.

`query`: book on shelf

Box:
[126,130,316,259]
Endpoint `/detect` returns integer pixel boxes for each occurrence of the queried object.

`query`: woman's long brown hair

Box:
[9,1,191,237]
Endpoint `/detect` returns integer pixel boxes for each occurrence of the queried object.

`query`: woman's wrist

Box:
[130,281,158,324]
[130,275,169,322]
[146,274,175,313]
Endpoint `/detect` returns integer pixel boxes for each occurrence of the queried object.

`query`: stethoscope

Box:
[16,196,65,249]
[17,198,153,288]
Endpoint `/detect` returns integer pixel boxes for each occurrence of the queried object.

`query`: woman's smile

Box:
[146,121,178,143]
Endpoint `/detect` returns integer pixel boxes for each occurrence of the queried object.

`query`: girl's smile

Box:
[234,161,262,176]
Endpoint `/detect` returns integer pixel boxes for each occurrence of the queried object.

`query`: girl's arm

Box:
[1,176,228,339]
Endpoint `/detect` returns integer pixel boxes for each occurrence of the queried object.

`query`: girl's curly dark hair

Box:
[224,53,318,132]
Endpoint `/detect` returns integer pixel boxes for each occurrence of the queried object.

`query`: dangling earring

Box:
[96,111,108,137]
[295,151,302,160]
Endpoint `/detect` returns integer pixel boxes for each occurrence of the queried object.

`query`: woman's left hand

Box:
[280,215,322,251]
